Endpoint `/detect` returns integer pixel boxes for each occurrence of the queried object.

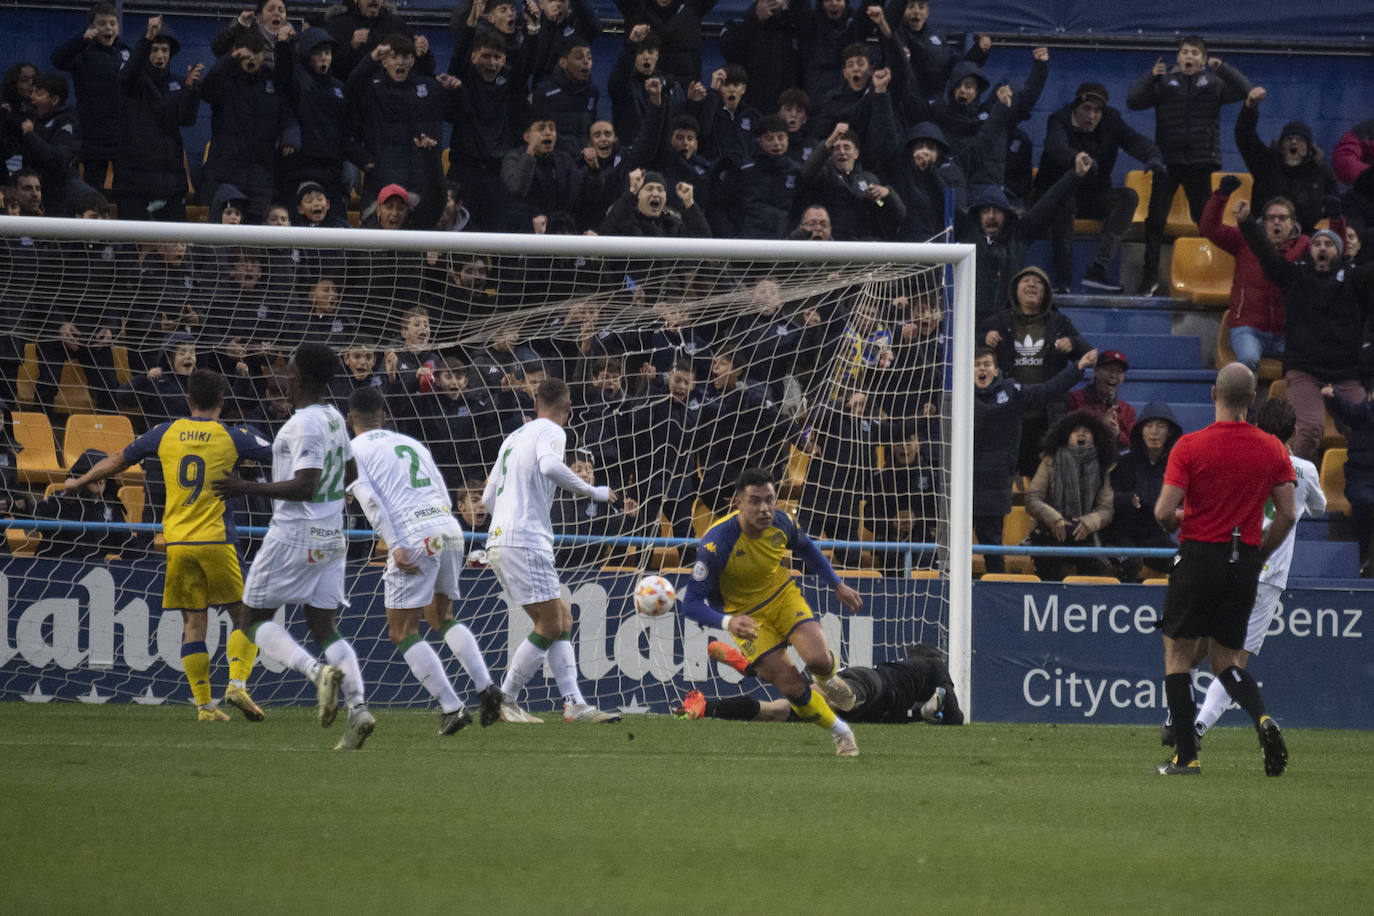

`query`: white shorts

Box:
[384,539,463,610]
[1245,582,1283,655]
[487,545,561,606]
[242,533,348,610]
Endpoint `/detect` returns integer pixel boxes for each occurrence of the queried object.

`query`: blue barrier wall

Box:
[3,558,1371,727]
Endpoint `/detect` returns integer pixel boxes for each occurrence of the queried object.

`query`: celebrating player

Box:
[345,386,504,735]
[65,369,272,723]
[678,468,865,757]
[213,343,375,750]
[1153,363,1296,775]
[482,376,621,724]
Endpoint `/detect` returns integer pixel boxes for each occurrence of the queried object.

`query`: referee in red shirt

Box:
[1153,363,1296,776]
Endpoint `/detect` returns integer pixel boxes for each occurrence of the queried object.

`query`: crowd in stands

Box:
[1,1,1373,576]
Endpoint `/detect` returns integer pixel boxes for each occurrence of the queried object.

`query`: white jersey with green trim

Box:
[351,427,462,551]
[268,403,352,529]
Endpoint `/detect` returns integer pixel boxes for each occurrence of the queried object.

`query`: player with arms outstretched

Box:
[483,377,621,724]
[346,386,504,735]
[213,343,375,750]
[65,369,272,722]
[679,468,865,756]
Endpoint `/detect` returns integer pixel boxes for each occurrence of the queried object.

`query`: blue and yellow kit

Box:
[124,417,272,610]
[680,509,842,663]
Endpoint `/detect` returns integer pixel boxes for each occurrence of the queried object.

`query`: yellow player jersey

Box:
[124,417,273,545]
[683,509,841,617]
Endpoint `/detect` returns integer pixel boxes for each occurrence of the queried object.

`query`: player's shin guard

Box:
[1165,673,1199,763]
[1217,666,1267,726]
[788,686,837,730]
[399,634,461,714]
[182,641,212,707]
[501,634,551,700]
[226,628,258,688]
[248,621,319,680]
[549,634,586,706]
[322,634,366,709]
[440,619,493,691]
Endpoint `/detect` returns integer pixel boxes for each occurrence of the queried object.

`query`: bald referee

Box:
[1153,363,1296,776]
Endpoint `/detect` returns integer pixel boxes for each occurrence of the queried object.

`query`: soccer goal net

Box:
[0,216,973,718]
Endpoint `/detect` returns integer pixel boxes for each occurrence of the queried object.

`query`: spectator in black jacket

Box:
[412,355,499,486]
[525,0,603,86]
[1102,400,1181,580]
[1127,36,1250,295]
[810,36,905,152]
[211,3,292,74]
[575,114,654,231]
[326,0,423,79]
[553,449,641,568]
[972,344,1095,573]
[276,28,354,224]
[0,401,34,517]
[797,0,862,107]
[694,65,763,169]
[869,421,941,573]
[1235,87,1338,236]
[501,112,580,232]
[885,0,989,101]
[608,27,685,148]
[887,121,964,241]
[720,0,803,115]
[714,115,800,239]
[1323,384,1374,575]
[35,449,145,559]
[197,29,300,222]
[113,17,200,222]
[798,120,905,240]
[1035,82,1163,294]
[602,167,709,237]
[613,0,720,87]
[447,29,529,231]
[625,357,702,544]
[532,36,600,160]
[931,51,1046,191]
[20,73,85,215]
[49,2,129,185]
[695,349,800,514]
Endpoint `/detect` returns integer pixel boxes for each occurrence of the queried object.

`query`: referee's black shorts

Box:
[1160,540,1263,649]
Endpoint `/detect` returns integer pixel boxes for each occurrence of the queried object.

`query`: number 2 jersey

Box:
[268,403,352,544]
[350,427,463,553]
[123,416,273,545]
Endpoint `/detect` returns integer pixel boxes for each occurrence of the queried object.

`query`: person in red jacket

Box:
[1333,116,1374,257]
[1200,174,1310,373]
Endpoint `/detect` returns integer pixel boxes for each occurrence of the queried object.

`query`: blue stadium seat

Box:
[1089,334,1203,370]
[1058,307,1174,336]
[1289,539,1359,579]
[1120,370,1215,404]
[1155,402,1215,434]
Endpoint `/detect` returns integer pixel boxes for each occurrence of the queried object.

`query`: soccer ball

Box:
[634,575,677,617]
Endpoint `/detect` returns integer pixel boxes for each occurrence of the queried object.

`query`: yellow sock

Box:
[789,687,837,730]
[813,650,839,682]
[182,642,212,707]
[227,628,258,687]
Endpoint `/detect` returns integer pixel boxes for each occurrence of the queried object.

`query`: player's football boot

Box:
[315,664,345,728]
[1157,755,1201,775]
[707,640,750,675]
[197,706,231,722]
[833,729,860,757]
[1258,716,1288,777]
[335,705,376,750]
[478,684,505,727]
[499,702,543,724]
[674,690,706,720]
[919,686,946,724]
[221,685,266,722]
[438,707,473,736]
[564,703,623,724]
[816,673,857,712]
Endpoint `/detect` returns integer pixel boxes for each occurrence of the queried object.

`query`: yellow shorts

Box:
[731,581,816,665]
[164,543,244,612]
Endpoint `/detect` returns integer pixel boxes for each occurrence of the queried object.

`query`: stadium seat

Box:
[980,573,1041,582]
[836,569,883,579]
[1141,577,1169,585]
[1321,448,1349,516]
[909,569,941,579]
[1124,170,1152,235]
[1002,505,1035,575]
[1218,312,1282,381]
[117,485,144,525]
[1322,411,1346,453]
[63,414,139,478]
[1062,575,1121,584]
[1211,172,1253,226]
[1123,170,1199,237]
[1169,237,1234,307]
[780,445,810,499]
[12,411,65,484]
[1165,186,1198,237]
[6,526,39,556]
[691,498,715,538]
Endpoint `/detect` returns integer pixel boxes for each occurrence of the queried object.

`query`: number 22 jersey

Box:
[269,403,353,536]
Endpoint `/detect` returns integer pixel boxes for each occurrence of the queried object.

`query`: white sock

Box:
[403,638,462,714]
[500,637,549,703]
[251,621,319,681]
[549,638,586,706]
[830,719,853,738]
[443,622,493,691]
[1195,677,1231,735]
[324,638,366,709]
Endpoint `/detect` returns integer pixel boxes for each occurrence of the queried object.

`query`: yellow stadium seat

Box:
[1211,172,1253,226]
[64,414,142,482]
[1141,577,1170,586]
[1320,448,1349,516]
[1062,575,1121,585]
[780,445,810,500]
[1165,185,1198,237]
[836,569,883,579]
[909,569,941,580]
[1218,312,1282,381]
[12,411,65,484]
[53,359,95,416]
[691,498,715,538]
[981,573,1041,582]
[1322,412,1346,453]
[1124,170,1152,234]
[117,485,144,525]
[1123,170,1200,236]
[1001,505,1035,575]
[6,527,39,556]
[1169,236,1234,307]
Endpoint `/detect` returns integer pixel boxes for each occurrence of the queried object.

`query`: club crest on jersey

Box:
[425,535,443,556]
[770,531,785,548]
[307,548,329,563]
[416,83,428,98]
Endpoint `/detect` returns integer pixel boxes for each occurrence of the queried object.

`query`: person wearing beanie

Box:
[1035,80,1164,293]
[1239,201,1374,460]
[600,166,709,237]
[1235,86,1338,234]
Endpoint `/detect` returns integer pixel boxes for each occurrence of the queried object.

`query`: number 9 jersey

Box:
[270,403,353,526]
[123,416,273,544]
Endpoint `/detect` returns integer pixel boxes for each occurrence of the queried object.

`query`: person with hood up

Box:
[1334,115,1374,249]
[113,16,201,222]
[1235,87,1337,235]
[1025,410,1116,581]
[888,121,965,241]
[32,448,147,559]
[930,49,1046,191]
[276,26,357,223]
[981,265,1093,475]
[958,151,1091,323]
[1102,400,1182,580]
[884,0,989,101]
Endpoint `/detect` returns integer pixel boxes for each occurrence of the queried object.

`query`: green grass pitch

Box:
[3,703,1372,914]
